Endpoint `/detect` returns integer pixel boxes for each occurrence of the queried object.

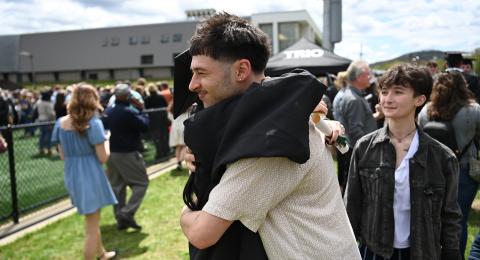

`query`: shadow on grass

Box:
[170,169,189,177]
[470,208,480,227]
[101,224,149,258]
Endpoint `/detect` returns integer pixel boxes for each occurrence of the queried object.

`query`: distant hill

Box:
[371,50,445,70]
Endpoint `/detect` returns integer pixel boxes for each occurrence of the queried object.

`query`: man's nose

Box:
[189,76,199,92]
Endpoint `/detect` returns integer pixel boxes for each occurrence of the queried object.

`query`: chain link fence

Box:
[0,108,173,224]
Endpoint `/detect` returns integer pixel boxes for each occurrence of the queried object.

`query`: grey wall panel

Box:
[114,69,140,80]
[144,67,171,79]
[0,35,20,72]
[36,73,55,82]
[59,71,81,81]
[19,21,196,73]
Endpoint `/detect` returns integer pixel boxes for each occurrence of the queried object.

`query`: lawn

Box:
[0,130,65,221]
[0,169,190,259]
[0,127,160,222]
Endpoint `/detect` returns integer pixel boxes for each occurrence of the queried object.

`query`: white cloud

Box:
[0,0,478,62]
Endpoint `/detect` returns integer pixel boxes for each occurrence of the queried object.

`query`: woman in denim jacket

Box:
[418,71,480,259]
[344,64,462,260]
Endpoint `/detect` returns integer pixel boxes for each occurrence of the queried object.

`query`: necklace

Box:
[389,127,416,143]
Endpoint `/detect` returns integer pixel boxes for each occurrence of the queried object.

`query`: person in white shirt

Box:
[344,64,462,260]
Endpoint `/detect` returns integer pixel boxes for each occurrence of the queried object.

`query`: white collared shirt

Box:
[393,131,419,248]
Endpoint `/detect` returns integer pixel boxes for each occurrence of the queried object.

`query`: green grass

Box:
[0,130,65,220]
[0,128,161,221]
[22,79,174,91]
[465,191,480,256]
[0,169,190,259]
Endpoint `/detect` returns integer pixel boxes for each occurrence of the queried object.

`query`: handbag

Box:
[0,134,7,153]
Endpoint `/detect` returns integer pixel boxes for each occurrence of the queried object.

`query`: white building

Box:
[0,10,322,85]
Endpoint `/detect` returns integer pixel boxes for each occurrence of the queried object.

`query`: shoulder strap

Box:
[459,137,475,159]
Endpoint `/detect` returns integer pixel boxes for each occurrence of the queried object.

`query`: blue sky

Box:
[0,0,478,63]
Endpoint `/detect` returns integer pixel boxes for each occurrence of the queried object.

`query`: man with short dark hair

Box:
[462,57,476,75]
[179,12,360,259]
[104,84,149,230]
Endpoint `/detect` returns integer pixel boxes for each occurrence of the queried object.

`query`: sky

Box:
[0,0,479,63]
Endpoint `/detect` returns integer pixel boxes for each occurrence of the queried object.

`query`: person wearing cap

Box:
[445,52,480,101]
[103,83,149,230]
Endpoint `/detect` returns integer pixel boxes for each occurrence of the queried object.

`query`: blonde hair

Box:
[67,84,103,135]
[334,71,348,89]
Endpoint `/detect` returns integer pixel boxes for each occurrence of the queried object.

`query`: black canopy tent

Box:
[266,38,351,77]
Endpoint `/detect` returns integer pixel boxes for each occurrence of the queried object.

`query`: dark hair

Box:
[378,64,432,115]
[427,71,474,121]
[379,64,432,98]
[189,12,271,73]
[463,59,473,66]
[40,87,53,101]
[54,90,66,109]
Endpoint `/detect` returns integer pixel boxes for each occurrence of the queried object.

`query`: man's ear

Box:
[235,59,252,82]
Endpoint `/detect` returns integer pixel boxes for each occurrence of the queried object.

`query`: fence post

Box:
[5,125,19,224]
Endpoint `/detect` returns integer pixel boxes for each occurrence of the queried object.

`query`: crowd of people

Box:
[178,12,480,260]
[2,10,480,260]
[0,78,188,259]
[0,79,184,161]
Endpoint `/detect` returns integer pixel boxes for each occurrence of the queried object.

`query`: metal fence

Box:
[0,108,172,224]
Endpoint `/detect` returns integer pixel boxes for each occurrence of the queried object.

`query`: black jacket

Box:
[344,125,462,260]
[103,101,149,153]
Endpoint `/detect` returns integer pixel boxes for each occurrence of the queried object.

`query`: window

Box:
[141,55,154,65]
[259,23,273,40]
[141,35,150,44]
[101,38,108,47]
[111,37,120,46]
[129,36,138,45]
[160,33,169,43]
[278,22,300,51]
[173,33,182,42]
[259,23,273,55]
[88,73,98,80]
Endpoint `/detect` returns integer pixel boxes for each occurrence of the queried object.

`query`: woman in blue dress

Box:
[52,84,117,260]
